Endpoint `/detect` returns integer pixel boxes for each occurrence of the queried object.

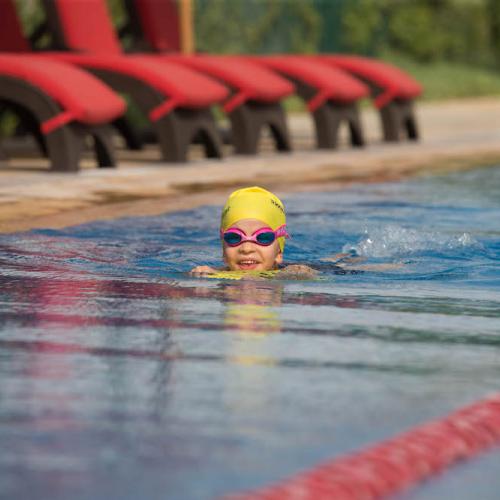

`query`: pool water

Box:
[1,166,499,500]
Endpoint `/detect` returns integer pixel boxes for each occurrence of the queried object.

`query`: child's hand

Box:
[189,265,218,276]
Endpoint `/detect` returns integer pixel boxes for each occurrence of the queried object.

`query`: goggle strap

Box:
[274,224,290,239]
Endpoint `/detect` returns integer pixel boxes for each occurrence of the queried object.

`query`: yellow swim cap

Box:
[220,186,287,250]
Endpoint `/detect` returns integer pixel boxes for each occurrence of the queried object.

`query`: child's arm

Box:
[277,264,318,279]
[189,265,219,276]
[321,253,404,271]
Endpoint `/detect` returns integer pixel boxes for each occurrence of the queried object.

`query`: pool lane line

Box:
[223,393,500,500]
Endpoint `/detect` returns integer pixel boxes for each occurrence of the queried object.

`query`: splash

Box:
[343,225,478,259]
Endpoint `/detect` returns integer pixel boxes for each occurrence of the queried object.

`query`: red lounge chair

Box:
[0,0,230,163]
[0,54,126,172]
[121,0,369,150]
[41,0,294,157]
[248,55,368,148]
[155,54,294,154]
[315,55,422,142]
[122,0,422,144]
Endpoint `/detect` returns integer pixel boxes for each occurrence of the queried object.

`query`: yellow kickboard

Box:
[204,270,280,280]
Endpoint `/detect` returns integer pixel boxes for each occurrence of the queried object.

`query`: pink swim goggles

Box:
[221,225,289,247]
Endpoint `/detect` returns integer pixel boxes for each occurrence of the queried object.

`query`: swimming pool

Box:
[1,166,499,499]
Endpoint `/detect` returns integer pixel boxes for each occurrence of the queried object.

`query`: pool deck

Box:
[1,97,500,233]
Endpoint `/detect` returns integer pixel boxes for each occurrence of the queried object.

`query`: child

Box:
[190,186,316,278]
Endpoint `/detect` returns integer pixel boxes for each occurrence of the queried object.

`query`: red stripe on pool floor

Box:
[224,393,500,500]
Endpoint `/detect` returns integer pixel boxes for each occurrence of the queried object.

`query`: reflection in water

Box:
[0,271,180,499]
[218,281,284,425]
[222,281,283,337]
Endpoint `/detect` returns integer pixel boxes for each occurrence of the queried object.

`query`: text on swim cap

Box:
[271,198,285,214]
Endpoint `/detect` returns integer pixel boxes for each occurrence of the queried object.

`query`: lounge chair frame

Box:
[86,68,223,161]
[357,79,419,142]
[289,77,364,149]
[0,75,115,172]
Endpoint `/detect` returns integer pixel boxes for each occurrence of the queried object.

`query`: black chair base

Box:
[286,76,366,150]
[380,100,419,142]
[229,101,291,155]
[157,107,223,162]
[313,101,365,149]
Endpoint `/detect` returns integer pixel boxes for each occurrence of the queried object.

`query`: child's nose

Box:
[238,241,256,253]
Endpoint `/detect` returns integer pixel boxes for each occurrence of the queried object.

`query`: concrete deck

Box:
[1,97,500,233]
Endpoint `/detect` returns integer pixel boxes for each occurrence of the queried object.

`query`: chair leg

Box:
[10,104,48,155]
[347,105,365,147]
[267,103,292,152]
[406,116,419,140]
[313,103,340,148]
[380,102,401,142]
[229,104,259,154]
[113,116,143,150]
[91,125,117,168]
[197,129,222,158]
[229,102,291,155]
[44,123,86,172]
[404,102,419,140]
[380,100,419,142]
[313,101,365,149]
[189,109,223,159]
[154,108,223,162]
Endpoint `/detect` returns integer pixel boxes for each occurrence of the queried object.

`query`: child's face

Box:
[222,218,283,271]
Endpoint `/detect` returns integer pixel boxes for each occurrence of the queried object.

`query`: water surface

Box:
[1,166,500,499]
